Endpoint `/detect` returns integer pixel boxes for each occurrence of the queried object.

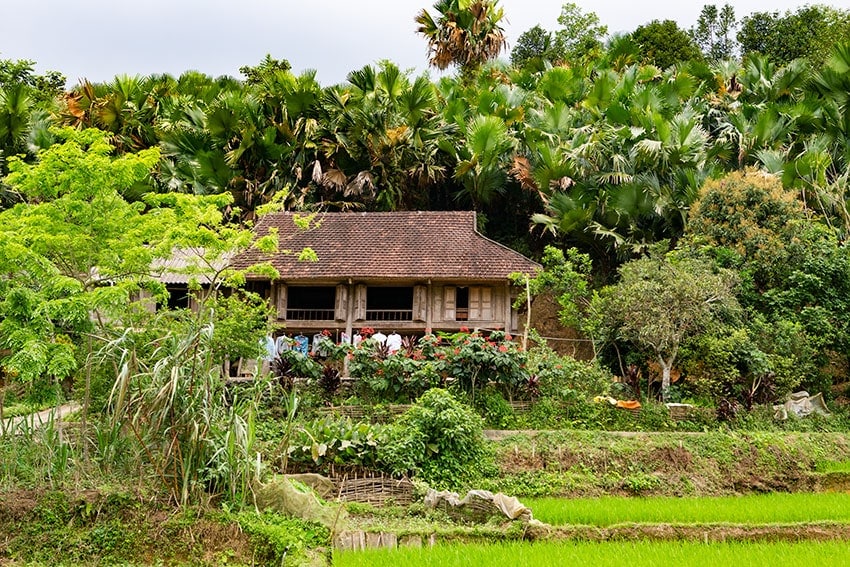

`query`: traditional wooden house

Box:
[230,211,540,340]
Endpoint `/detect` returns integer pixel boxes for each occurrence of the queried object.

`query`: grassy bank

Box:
[0,490,329,566]
[480,430,850,497]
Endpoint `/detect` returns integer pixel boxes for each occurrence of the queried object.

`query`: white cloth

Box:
[275,335,292,354]
[261,335,276,360]
[386,332,402,353]
[372,331,387,345]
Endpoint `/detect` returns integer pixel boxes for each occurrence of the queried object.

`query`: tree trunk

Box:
[660,356,674,402]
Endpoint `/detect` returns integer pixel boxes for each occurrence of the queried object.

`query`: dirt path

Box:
[1,402,81,435]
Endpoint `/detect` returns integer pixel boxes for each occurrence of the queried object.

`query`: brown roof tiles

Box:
[230,211,539,281]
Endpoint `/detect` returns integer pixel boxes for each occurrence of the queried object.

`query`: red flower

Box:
[505,334,513,341]
[459,326,470,333]
[498,345,508,353]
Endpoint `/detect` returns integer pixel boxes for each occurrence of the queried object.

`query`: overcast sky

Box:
[0,0,838,87]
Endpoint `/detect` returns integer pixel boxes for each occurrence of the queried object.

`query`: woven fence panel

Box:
[332,474,415,506]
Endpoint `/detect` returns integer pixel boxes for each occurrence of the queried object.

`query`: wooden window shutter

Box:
[413,285,427,321]
[479,287,493,320]
[354,284,367,321]
[469,287,493,320]
[275,284,287,320]
[443,286,456,321]
[334,284,348,322]
[468,287,481,320]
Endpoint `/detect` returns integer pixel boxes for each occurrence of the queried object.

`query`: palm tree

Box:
[452,113,515,209]
[416,0,507,77]
[315,62,451,211]
[518,61,718,260]
[0,84,33,167]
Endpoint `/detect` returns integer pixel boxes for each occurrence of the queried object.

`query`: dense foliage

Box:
[3,2,850,528]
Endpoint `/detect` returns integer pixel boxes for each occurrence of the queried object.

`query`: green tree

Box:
[316,62,450,210]
[239,54,292,85]
[451,113,515,209]
[511,25,564,70]
[597,252,739,400]
[630,20,703,69]
[415,0,507,76]
[738,5,850,66]
[0,57,65,103]
[0,128,273,428]
[691,4,737,61]
[0,128,161,426]
[683,170,850,390]
[554,3,608,63]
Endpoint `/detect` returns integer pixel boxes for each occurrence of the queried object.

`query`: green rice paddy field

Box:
[334,541,850,566]
[526,492,850,526]
[337,493,850,565]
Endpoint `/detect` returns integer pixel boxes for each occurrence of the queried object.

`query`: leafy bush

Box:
[287,416,384,471]
[349,337,441,403]
[442,330,531,401]
[526,343,612,400]
[379,388,495,488]
[233,510,329,565]
[272,350,323,383]
[473,387,517,429]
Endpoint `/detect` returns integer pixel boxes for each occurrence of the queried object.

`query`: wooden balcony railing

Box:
[366,309,413,321]
[285,308,335,321]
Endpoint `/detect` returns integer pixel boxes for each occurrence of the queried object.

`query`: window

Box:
[286,286,335,320]
[445,286,493,321]
[468,286,493,320]
[165,285,190,310]
[455,287,469,321]
[366,286,413,321]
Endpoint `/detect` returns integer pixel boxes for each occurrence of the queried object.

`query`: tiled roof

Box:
[230,211,540,281]
[152,248,231,284]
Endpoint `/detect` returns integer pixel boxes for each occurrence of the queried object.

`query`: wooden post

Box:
[523,277,531,351]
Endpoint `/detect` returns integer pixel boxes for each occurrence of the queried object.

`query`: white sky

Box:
[1,0,843,86]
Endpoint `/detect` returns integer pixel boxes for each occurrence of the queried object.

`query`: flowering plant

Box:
[349,329,530,403]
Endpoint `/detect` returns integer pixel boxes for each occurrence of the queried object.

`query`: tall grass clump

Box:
[104,316,264,506]
[0,415,73,489]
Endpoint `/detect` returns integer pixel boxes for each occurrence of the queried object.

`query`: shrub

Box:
[379,388,495,488]
[233,510,329,565]
[473,387,517,429]
[287,417,384,471]
[349,338,441,403]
